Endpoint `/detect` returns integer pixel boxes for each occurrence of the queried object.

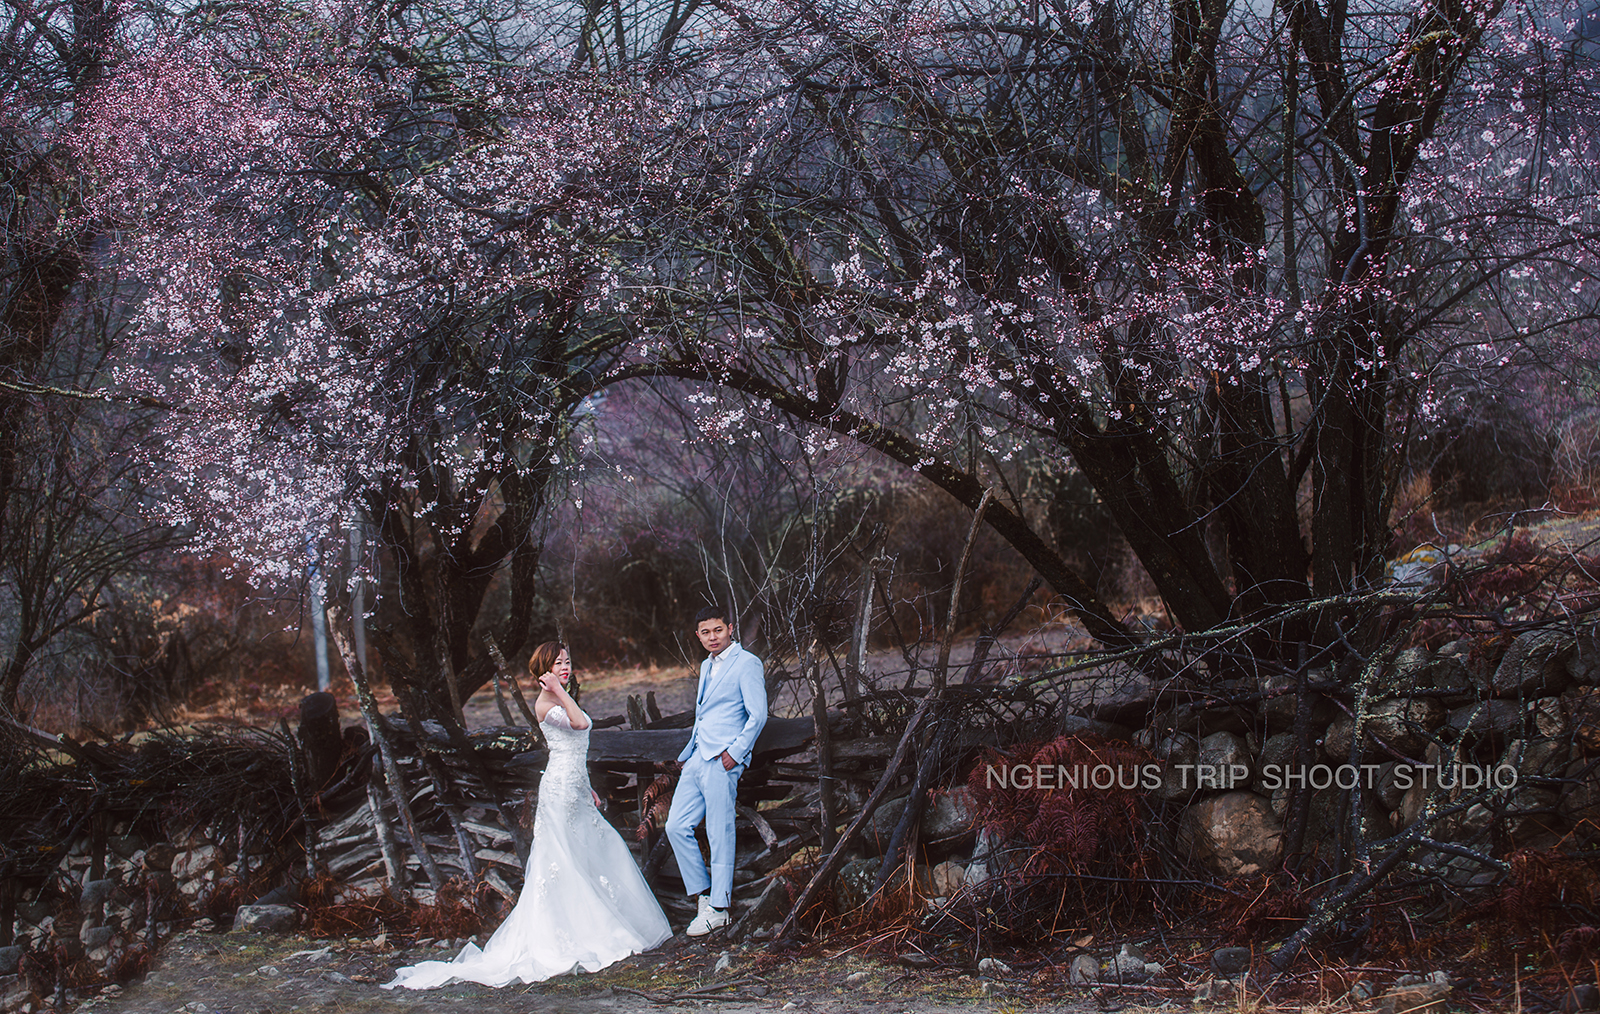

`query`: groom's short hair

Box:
[694,605,731,626]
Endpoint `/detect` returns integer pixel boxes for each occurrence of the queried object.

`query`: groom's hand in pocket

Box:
[720,750,736,771]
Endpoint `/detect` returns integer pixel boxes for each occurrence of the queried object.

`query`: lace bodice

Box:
[536,705,593,825]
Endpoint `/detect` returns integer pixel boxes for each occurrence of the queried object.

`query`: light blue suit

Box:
[665,642,767,908]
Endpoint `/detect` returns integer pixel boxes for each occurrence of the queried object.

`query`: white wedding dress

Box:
[383,705,673,988]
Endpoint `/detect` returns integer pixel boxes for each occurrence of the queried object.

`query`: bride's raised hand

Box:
[537,671,563,695]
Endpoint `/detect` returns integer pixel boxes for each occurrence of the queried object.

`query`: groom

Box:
[665,605,767,936]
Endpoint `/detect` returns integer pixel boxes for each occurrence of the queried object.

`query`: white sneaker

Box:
[686,906,731,937]
[695,894,712,918]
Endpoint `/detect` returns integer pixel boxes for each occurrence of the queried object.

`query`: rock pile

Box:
[1108,627,1600,879]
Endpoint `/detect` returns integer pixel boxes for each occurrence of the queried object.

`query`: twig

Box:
[611,986,676,1004]
[612,980,766,1004]
[1008,587,1435,693]
[806,639,839,853]
[367,778,406,891]
[960,574,1043,683]
[868,711,952,900]
[0,714,96,767]
[420,752,481,879]
[0,377,178,410]
[491,666,517,726]
[933,487,992,692]
[678,977,765,995]
[327,605,446,890]
[770,685,941,944]
[869,490,990,899]
[825,929,903,958]
[280,717,318,880]
[485,634,539,728]
[660,992,764,1003]
[612,989,752,1004]
[1268,790,1486,974]
[844,547,881,700]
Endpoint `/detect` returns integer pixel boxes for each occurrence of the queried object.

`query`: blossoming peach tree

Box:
[81,0,1600,704]
[615,0,1600,666]
[77,3,668,704]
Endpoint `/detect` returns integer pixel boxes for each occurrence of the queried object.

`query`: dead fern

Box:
[1215,876,1313,940]
[1557,925,1600,962]
[298,874,406,937]
[1457,533,1600,617]
[1489,849,1600,935]
[954,735,1154,941]
[411,878,500,941]
[967,735,1150,878]
[297,874,497,940]
[636,773,675,842]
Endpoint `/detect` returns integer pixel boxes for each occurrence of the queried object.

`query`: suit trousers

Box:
[664,752,743,909]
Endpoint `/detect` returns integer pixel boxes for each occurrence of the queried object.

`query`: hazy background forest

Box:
[3,0,1600,734]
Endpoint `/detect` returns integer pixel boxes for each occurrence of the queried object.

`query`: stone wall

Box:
[1123,627,1600,881]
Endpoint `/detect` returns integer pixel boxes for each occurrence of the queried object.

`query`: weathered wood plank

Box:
[829,736,897,761]
[484,868,518,902]
[736,805,779,848]
[505,717,815,771]
[474,848,523,870]
[327,846,381,879]
[460,820,514,847]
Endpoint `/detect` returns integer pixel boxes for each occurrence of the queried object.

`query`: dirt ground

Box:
[461,664,701,730]
[71,927,1110,1014]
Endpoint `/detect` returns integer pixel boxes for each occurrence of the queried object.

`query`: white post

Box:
[349,520,368,676]
[308,540,331,691]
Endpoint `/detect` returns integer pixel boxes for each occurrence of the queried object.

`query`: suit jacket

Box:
[678,642,768,765]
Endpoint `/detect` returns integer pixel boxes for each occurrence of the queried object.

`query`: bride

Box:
[384,642,673,989]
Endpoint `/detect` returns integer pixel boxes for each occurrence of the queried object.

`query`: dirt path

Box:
[72,929,1101,1014]
[1520,509,1600,554]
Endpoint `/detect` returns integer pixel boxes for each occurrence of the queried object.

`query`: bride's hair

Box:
[527,640,578,702]
[528,641,567,678]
